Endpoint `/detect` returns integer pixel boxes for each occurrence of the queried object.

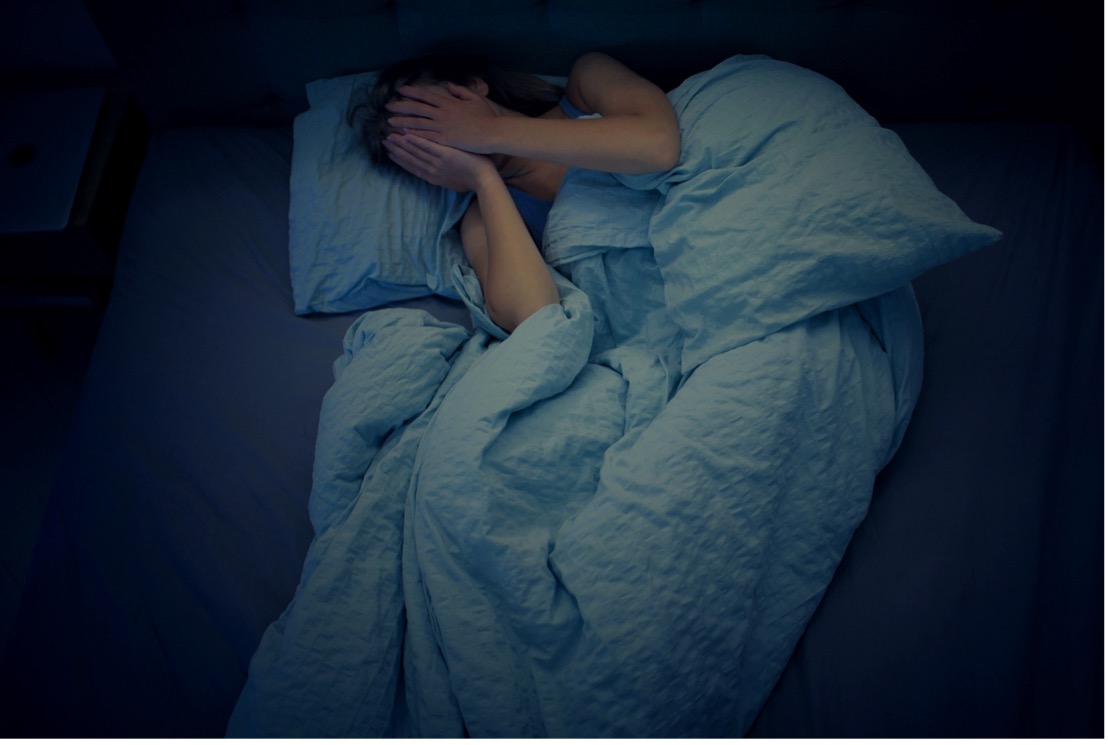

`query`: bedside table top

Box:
[0,88,106,234]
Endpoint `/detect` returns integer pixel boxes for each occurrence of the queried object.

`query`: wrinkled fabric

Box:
[229,250,921,737]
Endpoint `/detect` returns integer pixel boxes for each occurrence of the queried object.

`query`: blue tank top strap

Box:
[508,186,552,247]
[559,96,590,120]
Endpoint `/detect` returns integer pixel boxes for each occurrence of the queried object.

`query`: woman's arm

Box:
[460,173,559,333]
[499,51,681,173]
[386,52,680,175]
[383,133,558,333]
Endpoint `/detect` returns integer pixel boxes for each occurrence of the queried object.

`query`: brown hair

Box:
[348,52,564,165]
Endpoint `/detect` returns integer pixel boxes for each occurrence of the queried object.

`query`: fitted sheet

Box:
[0,121,1100,737]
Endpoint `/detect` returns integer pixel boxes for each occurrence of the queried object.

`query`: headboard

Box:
[83,0,1099,141]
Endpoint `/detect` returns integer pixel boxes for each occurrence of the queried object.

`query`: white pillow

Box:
[288,71,472,315]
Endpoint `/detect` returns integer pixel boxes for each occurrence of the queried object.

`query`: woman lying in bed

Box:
[352,51,680,332]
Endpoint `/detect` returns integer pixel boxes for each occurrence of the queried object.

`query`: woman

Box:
[353,51,680,333]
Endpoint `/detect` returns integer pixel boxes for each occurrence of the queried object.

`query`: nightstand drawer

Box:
[0,86,147,304]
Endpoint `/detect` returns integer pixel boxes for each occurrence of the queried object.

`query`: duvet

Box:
[229,56,997,737]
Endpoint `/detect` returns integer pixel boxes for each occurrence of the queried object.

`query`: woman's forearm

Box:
[488,52,680,175]
[464,172,560,332]
[486,113,680,175]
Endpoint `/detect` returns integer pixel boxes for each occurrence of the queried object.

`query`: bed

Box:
[1,0,1101,738]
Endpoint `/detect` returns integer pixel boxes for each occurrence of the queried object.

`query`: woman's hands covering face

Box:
[385,82,499,154]
[383,132,495,192]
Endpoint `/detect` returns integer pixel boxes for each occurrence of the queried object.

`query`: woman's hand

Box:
[385,83,499,154]
[383,132,496,192]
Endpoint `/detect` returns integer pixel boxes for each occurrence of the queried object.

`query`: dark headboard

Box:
[83,0,1100,142]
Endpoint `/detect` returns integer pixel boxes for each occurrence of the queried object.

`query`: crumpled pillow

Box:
[618,54,1003,368]
[288,70,472,315]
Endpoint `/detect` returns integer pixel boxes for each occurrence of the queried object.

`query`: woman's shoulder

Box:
[569,51,622,73]
[565,52,660,116]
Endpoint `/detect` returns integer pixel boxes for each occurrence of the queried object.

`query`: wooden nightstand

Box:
[0,85,147,307]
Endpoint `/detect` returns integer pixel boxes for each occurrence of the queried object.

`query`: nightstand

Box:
[0,85,147,307]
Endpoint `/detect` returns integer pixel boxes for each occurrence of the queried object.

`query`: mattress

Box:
[0,119,1100,737]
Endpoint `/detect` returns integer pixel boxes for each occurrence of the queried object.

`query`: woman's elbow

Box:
[633,129,680,173]
[486,295,558,334]
[654,135,681,171]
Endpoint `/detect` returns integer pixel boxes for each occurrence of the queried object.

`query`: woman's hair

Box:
[348,52,565,165]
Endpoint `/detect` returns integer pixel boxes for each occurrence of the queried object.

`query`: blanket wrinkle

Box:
[226,310,481,738]
[308,308,471,535]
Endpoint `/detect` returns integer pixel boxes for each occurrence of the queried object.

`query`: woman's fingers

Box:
[386,99,445,139]
[387,117,439,137]
[385,83,492,148]
[384,134,492,192]
[384,98,434,118]
[383,134,430,175]
[384,104,441,136]
[384,134,449,184]
[394,84,449,105]
[385,84,461,119]
[385,89,444,134]
[390,132,442,162]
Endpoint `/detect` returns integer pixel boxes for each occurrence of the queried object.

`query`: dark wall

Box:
[81,0,1102,150]
[1,0,115,78]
